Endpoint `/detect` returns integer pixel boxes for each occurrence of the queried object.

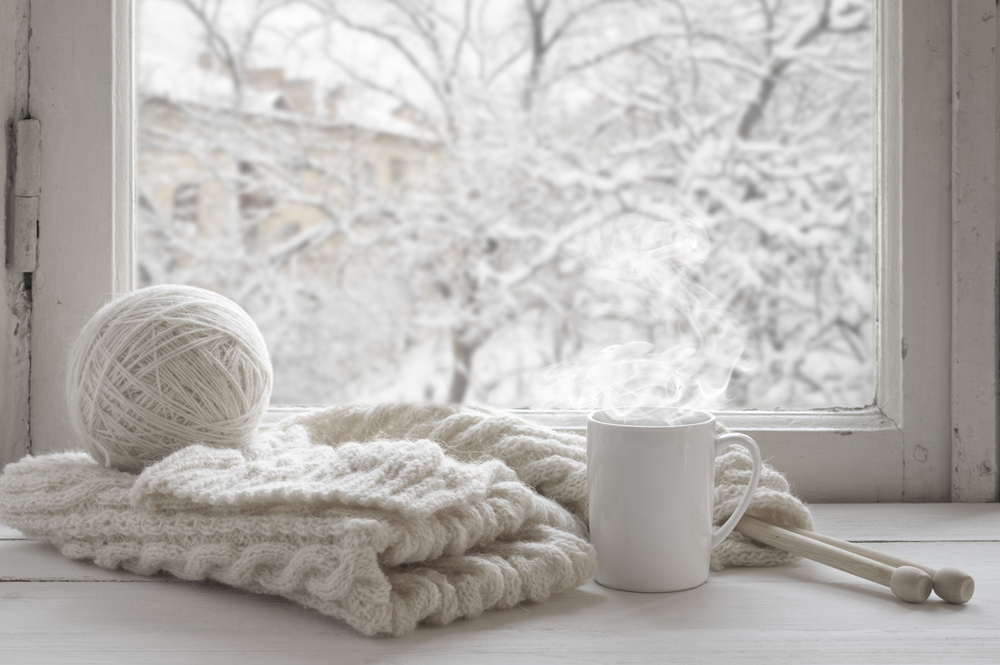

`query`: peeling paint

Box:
[1,0,32,469]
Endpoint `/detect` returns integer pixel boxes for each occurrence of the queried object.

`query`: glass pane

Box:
[137,0,872,411]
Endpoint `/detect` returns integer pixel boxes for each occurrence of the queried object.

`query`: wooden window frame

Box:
[2,0,997,503]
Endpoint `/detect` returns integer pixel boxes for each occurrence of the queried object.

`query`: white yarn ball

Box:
[67,285,273,473]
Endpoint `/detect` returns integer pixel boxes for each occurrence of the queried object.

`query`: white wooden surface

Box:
[950,0,999,502]
[1,504,997,665]
[27,0,135,459]
[0,0,31,477]
[875,0,956,502]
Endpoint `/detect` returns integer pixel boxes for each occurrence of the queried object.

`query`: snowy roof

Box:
[138,0,437,142]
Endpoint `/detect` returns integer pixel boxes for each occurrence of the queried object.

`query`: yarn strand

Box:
[67,285,273,473]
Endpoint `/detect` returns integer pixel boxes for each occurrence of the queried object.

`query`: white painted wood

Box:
[27,0,135,457]
[876,0,955,501]
[0,0,31,472]
[1,564,997,665]
[0,505,996,665]
[811,502,1000,541]
[0,540,171,582]
[950,0,999,502]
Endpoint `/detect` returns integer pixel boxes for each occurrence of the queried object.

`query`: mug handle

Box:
[710,433,762,550]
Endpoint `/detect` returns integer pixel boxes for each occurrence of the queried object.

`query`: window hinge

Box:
[8,118,40,273]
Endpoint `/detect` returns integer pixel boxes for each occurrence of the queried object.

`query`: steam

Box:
[532,210,748,425]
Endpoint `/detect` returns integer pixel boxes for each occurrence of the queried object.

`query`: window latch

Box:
[8,118,40,272]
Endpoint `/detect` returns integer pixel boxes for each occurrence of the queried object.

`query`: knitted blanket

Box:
[0,403,812,636]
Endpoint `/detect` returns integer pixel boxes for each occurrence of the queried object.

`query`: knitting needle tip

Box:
[932,567,975,604]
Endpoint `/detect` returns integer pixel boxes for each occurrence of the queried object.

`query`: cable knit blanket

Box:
[0,403,812,636]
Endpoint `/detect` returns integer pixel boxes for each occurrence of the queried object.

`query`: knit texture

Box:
[0,403,811,636]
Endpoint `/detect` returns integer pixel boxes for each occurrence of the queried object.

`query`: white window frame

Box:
[2,0,997,503]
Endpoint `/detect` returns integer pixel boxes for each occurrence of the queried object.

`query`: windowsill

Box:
[263,403,896,432]
[2,503,997,662]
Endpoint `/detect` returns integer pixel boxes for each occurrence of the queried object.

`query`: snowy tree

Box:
[136,0,872,409]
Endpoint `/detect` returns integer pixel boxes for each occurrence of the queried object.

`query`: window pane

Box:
[137,0,872,410]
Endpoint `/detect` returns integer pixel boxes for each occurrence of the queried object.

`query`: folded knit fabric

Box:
[0,403,811,636]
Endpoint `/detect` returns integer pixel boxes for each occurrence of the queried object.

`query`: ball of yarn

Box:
[67,285,273,473]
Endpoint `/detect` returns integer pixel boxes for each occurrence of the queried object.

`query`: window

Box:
[3,0,997,503]
[135,0,873,411]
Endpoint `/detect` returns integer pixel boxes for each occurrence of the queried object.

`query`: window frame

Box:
[5,0,997,502]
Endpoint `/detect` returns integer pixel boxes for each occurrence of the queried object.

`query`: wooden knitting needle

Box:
[763,519,974,604]
[735,515,933,603]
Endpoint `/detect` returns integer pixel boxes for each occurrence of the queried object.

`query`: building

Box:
[138,63,440,275]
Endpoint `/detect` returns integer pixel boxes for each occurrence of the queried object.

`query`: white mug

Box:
[587,408,762,593]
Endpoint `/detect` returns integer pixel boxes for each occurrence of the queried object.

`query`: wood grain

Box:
[812,503,1000,541]
[0,505,996,664]
[0,0,31,473]
[877,0,955,502]
[950,0,999,502]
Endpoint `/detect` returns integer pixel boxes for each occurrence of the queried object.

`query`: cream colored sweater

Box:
[0,403,811,636]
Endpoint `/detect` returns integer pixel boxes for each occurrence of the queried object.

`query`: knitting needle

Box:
[757,518,974,604]
[734,515,933,603]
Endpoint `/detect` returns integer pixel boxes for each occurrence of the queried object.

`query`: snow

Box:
[136,0,874,411]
